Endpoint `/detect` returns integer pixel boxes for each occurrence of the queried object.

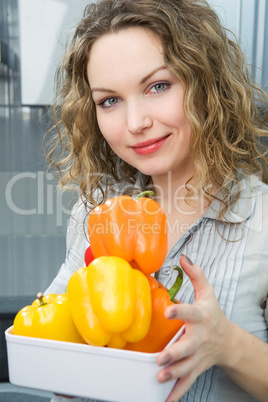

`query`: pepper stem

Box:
[167,266,183,303]
[134,190,154,200]
[37,292,47,307]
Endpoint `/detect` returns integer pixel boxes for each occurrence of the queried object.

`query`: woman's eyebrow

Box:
[91,65,167,94]
[91,87,116,94]
[139,65,167,85]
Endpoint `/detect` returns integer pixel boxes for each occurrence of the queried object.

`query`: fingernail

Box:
[159,354,171,366]
[162,372,172,382]
[182,254,193,265]
[165,309,177,319]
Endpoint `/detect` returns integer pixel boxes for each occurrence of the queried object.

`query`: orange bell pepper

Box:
[124,267,184,353]
[88,191,167,275]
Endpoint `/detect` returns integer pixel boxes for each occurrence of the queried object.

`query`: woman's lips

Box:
[131,134,170,155]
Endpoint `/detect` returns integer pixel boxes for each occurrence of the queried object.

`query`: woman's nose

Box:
[126,99,153,134]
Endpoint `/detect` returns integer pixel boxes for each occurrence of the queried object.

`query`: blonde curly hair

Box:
[45,0,268,215]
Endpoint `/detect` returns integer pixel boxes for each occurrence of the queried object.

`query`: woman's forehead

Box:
[87,27,165,85]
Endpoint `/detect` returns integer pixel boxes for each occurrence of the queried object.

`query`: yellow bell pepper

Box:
[13,293,85,343]
[67,256,152,349]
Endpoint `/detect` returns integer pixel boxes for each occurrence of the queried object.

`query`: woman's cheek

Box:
[98,112,125,145]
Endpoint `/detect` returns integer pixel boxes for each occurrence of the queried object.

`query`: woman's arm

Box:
[157,255,268,402]
[44,200,89,295]
[221,320,268,401]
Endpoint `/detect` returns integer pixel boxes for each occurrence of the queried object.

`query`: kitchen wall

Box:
[0,0,84,297]
[209,0,268,92]
[0,106,73,296]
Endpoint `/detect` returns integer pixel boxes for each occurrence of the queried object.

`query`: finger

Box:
[158,335,196,366]
[158,354,198,384]
[165,371,199,402]
[165,302,203,323]
[179,254,213,299]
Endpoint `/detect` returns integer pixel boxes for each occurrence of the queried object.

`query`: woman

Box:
[45,0,268,400]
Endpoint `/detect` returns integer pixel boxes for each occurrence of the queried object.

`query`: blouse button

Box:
[163,267,170,275]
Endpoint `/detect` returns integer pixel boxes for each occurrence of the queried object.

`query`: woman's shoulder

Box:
[68,187,108,222]
[249,175,268,209]
[233,173,268,213]
[243,175,268,239]
[67,180,136,226]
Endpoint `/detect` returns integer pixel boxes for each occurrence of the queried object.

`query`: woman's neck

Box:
[152,171,210,213]
[151,171,219,250]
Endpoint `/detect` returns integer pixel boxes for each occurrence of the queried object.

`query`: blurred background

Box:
[0,0,267,396]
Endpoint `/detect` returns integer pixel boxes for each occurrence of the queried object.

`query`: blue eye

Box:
[99,97,119,108]
[152,83,166,91]
[150,81,171,93]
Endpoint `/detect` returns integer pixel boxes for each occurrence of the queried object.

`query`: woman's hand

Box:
[157,254,232,401]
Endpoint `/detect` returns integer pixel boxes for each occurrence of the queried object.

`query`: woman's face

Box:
[87,27,194,180]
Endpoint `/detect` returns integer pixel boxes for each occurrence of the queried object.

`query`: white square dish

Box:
[5,325,185,402]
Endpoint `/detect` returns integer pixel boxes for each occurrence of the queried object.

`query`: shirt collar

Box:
[204,173,263,223]
[134,172,263,224]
